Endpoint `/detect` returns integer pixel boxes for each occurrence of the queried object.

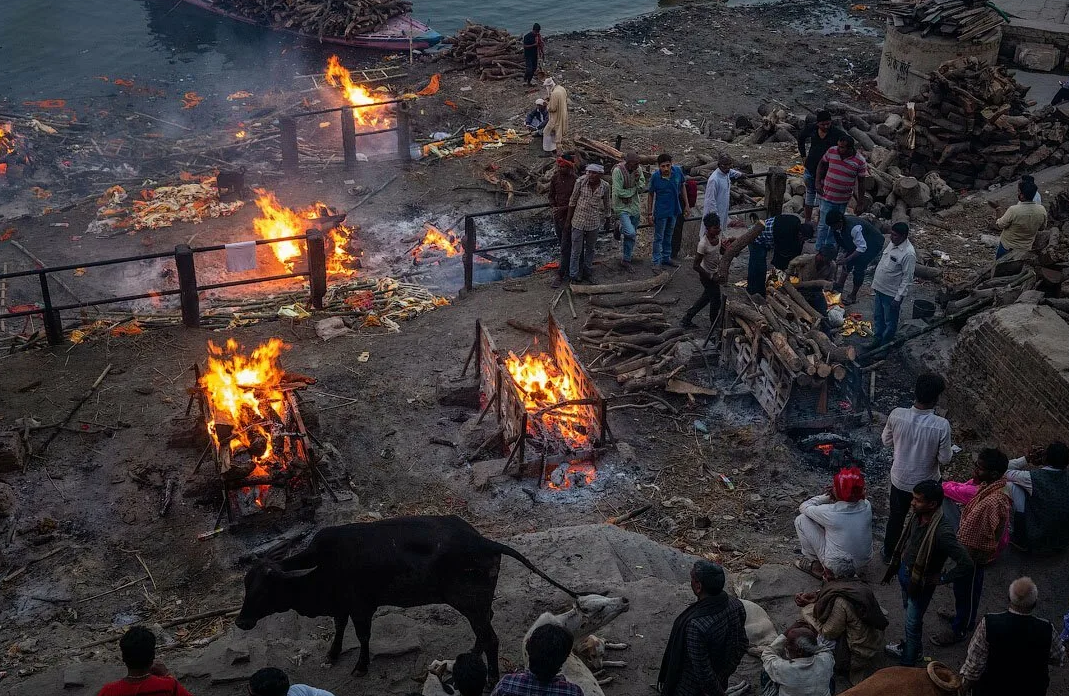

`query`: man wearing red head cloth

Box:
[794,467,873,580]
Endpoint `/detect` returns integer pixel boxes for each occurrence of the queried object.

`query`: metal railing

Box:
[0,233,329,345]
[279,98,412,174]
[461,168,787,292]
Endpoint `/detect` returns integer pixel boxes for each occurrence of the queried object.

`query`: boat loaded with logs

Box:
[181,0,442,51]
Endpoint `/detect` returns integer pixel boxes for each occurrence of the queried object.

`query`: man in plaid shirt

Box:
[933,449,1012,646]
[492,624,583,696]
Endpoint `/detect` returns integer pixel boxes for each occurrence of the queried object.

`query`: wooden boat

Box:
[180,0,442,51]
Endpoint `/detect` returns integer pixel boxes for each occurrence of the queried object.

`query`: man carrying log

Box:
[746,213,813,296]
[542,78,568,155]
[994,179,1047,259]
[549,153,580,288]
[522,24,544,87]
[565,163,611,285]
[797,110,846,224]
[613,151,647,272]
[869,222,915,350]
[786,246,836,316]
[824,210,885,305]
[815,134,868,253]
[679,214,729,329]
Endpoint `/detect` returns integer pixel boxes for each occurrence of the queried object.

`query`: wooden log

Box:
[893,177,931,207]
[849,127,876,152]
[778,283,822,325]
[571,272,672,295]
[804,330,856,363]
[922,171,958,208]
[609,354,658,375]
[816,362,833,379]
[770,332,805,372]
[726,301,767,329]
[584,317,670,333]
[507,319,546,336]
[622,366,684,393]
[589,295,677,308]
[831,364,847,381]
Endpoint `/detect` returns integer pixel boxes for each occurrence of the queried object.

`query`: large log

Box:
[922,172,958,208]
[778,283,822,325]
[589,295,677,308]
[893,177,931,207]
[571,272,673,296]
[726,301,767,329]
[805,330,856,363]
[584,317,669,333]
[770,332,804,372]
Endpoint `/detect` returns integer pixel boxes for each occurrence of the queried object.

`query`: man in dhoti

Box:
[543,78,568,155]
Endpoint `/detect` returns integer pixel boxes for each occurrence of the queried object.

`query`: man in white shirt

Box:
[760,627,834,696]
[794,467,873,580]
[249,668,334,696]
[869,222,916,350]
[880,372,952,562]
[702,155,743,233]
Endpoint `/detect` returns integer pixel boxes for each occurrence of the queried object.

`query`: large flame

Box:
[0,123,14,156]
[325,55,390,128]
[251,190,356,277]
[412,224,461,259]
[504,351,594,450]
[199,338,287,473]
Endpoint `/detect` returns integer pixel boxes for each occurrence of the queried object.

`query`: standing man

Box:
[824,211,885,305]
[565,163,611,285]
[959,577,1064,696]
[797,110,847,223]
[612,151,646,272]
[994,179,1047,259]
[1007,441,1069,553]
[97,626,194,696]
[542,78,568,156]
[703,155,743,234]
[933,449,1011,647]
[883,480,974,666]
[794,467,873,581]
[881,372,952,561]
[647,153,688,269]
[672,175,700,260]
[679,214,728,329]
[747,214,812,296]
[492,624,584,696]
[786,246,836,316]
[658,560,748,696]
[521,24,544,88]
[548,152,579,288]
[815,134,868,252]
[869,222,915,350]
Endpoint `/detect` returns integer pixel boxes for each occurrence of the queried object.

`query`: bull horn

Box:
[278,567,318,579]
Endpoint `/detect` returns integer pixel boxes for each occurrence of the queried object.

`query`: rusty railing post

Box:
[341,106,358,171]
[280,117,299,175]
[765,166,787,218]
[306,230,327,310]
[175,244,200,328]
[395,101,413,162]
[38,272,63,345]
[463,215,476,293]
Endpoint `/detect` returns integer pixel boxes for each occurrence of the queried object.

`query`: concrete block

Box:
[1016,42,1061,72]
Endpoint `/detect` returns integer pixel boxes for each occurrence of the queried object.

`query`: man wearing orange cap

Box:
[794,468,873,580]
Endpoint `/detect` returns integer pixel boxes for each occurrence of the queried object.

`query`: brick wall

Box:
[948,304,1069,453]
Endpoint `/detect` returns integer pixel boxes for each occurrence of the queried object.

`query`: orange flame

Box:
[413,224,461,259]
[545,462,597,491]
[504,351,594,450]
[251,190,357,277]
[816,443,835,456]
[199,338,287,473]
[0,123,14,156]
[325,55,390,128]
[235,130,247,139]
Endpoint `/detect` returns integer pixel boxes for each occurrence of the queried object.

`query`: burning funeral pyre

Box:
[251,190,358,277]
[473,316,606,490]
[325,55,393,130]
[411,224,462,264]
[198,338,320,518]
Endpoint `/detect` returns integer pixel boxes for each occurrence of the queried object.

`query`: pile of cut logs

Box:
[881,0,1006,43]
[218,0,411,38]
[900,58,1069,190]
[725,282,856,389]
[443,23,524,81]
[579,298,688,394]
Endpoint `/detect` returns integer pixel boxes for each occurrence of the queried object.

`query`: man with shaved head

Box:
[759,626,834,696]
[959,577,1064,696]
[658,561,748,696]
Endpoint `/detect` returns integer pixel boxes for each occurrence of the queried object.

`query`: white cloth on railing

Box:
[225,241,257,272]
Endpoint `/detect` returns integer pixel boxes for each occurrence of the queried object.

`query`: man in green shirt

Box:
[612,152,646,272]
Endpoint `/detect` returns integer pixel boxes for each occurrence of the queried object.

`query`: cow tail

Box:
[486,541,580,598]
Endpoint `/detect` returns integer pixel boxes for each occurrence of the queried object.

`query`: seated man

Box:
[97,626,193,696]
[786,246,836,316]
[249,668,334,696]
[525,99,549,132]
[797,579,889,686]
[760,626,834,696]
[794,467,873,580]
[1005,441,1069,553]
[492,624,582,696]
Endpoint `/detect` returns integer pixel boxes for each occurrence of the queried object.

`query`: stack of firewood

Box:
[900,57,1069,189]
[218,0,411,38]
[579,299,687,394]
[880,0,1007,43]
[725,283,855,389]
[443,22,524,81]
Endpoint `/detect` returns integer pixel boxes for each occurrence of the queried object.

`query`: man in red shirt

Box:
[98,626,193,696]
[815,134,868,254]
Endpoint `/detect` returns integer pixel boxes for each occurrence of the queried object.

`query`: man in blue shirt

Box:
[646,153,688,269]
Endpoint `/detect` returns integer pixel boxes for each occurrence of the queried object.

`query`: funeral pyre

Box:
[325,56,393,129]
[251,190,358,277]
[198,338,319,518]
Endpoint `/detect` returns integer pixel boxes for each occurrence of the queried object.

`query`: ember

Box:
[251,190,357,277]
[0,123,14,156]
[412,224,461,260]
[504,351,595,450]
[325,55,391,129]
[545,462,597,490]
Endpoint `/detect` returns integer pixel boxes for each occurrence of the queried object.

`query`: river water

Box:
[0,0,663,103]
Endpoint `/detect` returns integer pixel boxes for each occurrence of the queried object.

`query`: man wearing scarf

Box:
[932,449,1011,647]
[796,579,888,686]
[658,560,747,696]
[612,152,646,271]
[882,480,973,666]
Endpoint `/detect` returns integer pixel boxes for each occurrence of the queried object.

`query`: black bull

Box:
[235,515,579,679]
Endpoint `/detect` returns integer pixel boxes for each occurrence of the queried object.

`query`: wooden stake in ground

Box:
[39,364,113,454]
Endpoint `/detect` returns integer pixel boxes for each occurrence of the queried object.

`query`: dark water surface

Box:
[0,0,661,103]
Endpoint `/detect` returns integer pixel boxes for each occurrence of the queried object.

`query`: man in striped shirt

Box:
[815,135,868,252]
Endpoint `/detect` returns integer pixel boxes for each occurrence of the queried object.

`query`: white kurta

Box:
[702,168,742,231]
[794,494,873,577]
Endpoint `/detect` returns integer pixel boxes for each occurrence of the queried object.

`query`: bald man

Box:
[959,577,1064,696]
[658,561,748,696]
